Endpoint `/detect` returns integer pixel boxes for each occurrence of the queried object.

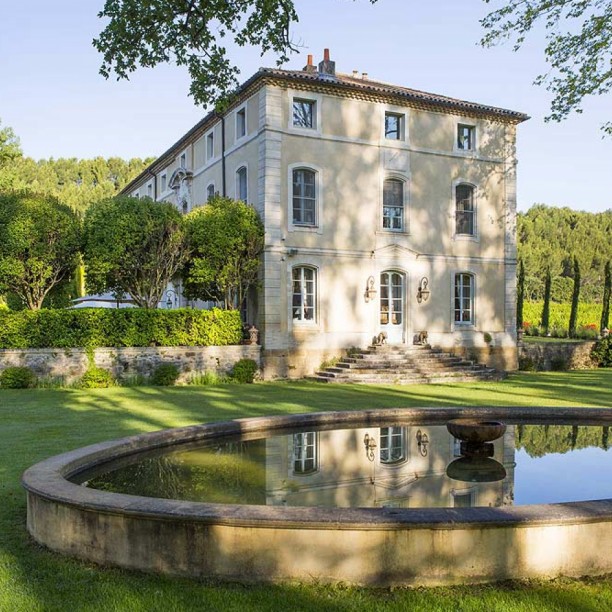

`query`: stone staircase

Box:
[311,344,505,384]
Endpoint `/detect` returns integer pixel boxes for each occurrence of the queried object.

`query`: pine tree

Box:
[541,268,552,335]
[569,257,581,338]
[517,259,525,332]
[601,261,611,334]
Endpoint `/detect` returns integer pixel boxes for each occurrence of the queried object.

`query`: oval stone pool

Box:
[22,407,612,586]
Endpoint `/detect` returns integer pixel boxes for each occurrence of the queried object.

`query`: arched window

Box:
[455,184,475,236]
[292,168,317,226]
[383,179,404,231]
[380,427,406,464]
[454,273,475,324]
[292,266,317,322]
[236,166,247,201]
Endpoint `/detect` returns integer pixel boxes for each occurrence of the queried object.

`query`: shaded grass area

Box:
[1,371,612,611]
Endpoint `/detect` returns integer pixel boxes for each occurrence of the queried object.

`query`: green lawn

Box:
[2,371,612,611]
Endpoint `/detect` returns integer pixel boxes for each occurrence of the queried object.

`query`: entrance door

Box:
[380,271,405,344]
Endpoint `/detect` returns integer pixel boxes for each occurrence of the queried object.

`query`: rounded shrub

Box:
[592,337,612,368]
[231,358,258,384]
[79,367,114,389]
[0,366,36,389]
[150,363,180,386]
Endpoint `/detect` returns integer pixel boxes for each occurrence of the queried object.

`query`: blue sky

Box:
[1,0,610,213]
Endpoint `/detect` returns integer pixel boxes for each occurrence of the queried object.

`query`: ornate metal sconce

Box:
[165,289,178,309]
[416,277,430,304]
[416,429,429,457]
[364,276,377,303]
[363,433,377,461]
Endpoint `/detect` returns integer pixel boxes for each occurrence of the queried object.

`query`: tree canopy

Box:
[0,192,81,310]
[184,196,264,309]
[94,0,378,109]
[481,0,612,134]
[0,120,21,169]
[83,196,189,308]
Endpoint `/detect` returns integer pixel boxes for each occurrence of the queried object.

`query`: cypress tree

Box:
[601,261,611,334]
[516,259,525,332]
[541,268,552,335]
[568,257,581,338]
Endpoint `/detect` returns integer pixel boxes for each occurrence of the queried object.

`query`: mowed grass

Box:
[1,371,612,611]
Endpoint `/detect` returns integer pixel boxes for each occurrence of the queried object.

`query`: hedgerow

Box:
[0,308,242,349]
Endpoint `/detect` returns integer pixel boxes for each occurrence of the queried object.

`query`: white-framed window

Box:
[455,184,475,236]
[236,165,247,201]
[235,106,247,140]
[292,168,317,226]
[382,178,405,231]
[385,112,403,140]
[146,183,153,198]
[206,131,214,160]
[457,124,476,152]
[454,272,475,325]
[292,98,316,129]
[160,173,167,193]
[293,432,318,474]
[180,152,187,168]
[292,266,317,323]
[380,427,407,464]
[206,183,215,201]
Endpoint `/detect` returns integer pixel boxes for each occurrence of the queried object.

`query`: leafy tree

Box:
[569,257,581,337]
[0,119,21,168]
[516,258,525,330]
[481,0,612,134]
[602,261,611,332]
[83,196,189,308]
[541,268,552,334]
[0,192,81,310]
[94,0,299,108]
[184,196,264,310]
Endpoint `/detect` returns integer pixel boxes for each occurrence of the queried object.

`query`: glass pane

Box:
[385,114,400,139]
[293,101,313,128]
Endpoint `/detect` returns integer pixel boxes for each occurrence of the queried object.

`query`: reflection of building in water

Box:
[265,426,515,509]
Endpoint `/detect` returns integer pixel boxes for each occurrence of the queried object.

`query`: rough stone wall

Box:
[0,346,261,384]
[518,341,597,371]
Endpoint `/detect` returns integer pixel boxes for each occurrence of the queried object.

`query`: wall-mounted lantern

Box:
[364,276,377,303]
[416,277,430,304]
[416,429,429,457]
[165,289,178,309]
[363,433,377,462]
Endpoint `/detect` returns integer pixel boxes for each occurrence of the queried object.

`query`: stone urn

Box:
[446,456,507,483]
[446,418,506,444]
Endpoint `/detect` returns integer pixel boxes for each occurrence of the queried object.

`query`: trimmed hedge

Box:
[0,308,242,349]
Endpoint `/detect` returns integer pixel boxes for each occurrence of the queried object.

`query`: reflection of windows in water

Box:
[380,427,406,464]
[453,490,474,508]
[453,437,462,457]
[380,498,409,509]
[293,432,317,474]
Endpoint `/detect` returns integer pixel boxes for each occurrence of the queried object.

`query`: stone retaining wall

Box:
[0,346,261,384]
[518,341,597,371]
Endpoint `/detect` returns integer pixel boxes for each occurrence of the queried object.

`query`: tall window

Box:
[457,124,475,151]
[206,183,215,201]
[385,112,402,140]
[160,174,167,192]
[292,99,315,128]
[383,179,404,230]
[455,184,475,235]
[380,427,406,464]
[206,132,214,159]
[292,168,317,226]
[147,183,153,198]
[180,152,186,167]
[236,107,246,139]
[292,267,316,322]
[236,166,247,201]
[293,432,317,474]
[454,273,474,324]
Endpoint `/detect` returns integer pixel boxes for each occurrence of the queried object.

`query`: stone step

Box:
[310,371,504,384]
[316,366,495,379]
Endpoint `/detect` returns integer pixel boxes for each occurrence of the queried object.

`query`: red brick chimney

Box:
[318,48,336,78]
[303,54,317,74]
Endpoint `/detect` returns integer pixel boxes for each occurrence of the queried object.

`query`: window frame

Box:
[206,183,215,202]
[455,123,476,153]
[384,112,404,141]
[288,163,322,233]
[291,265,318,325]
[180,151,187,168]
[292,431,318,475]
[288,91,322,134]
[235,164,248,202]
[382,176,408,233]
[205,130,214,162]
[160,173,167,193]
[453,272,476,327]
[291,167,317,227]
[146,182,153,198]
[235,105,247,141]
[455,183,476,237]
[379,427,407,465]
